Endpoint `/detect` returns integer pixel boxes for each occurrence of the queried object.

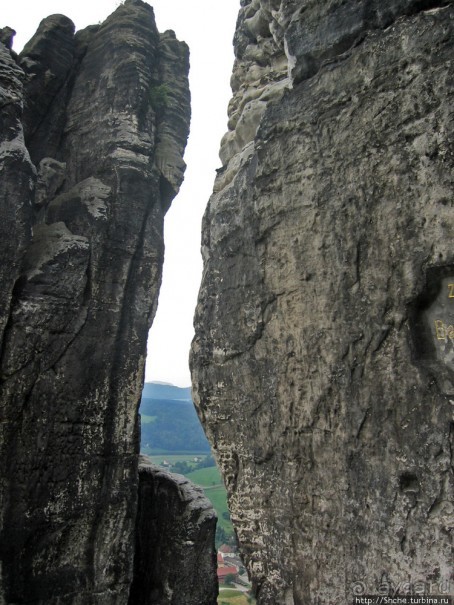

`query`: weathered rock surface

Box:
[0,1,191,603]
[129,456,218,605]
[192,1,454,604]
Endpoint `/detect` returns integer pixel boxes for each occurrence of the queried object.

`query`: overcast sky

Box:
[3,0,239,387]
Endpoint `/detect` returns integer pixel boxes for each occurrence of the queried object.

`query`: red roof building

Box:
[217,566,238,582]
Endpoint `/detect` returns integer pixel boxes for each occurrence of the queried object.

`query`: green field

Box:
[144,453,206,467]
[218,590,255,605]
[139,450,234,542]
[186,466,222,486]
[186,467,232,533]
[187,466,233,536]
[205,485,231,533]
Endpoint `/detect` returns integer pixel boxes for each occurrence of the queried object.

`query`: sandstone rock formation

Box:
[191,1,454,604]
[130,457,218,605]
[0,2,195,603]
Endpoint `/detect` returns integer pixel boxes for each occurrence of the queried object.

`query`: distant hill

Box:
[141,382,192,401]
[140,382,210,453]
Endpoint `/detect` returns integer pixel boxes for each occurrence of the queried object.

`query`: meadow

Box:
[184,467,234,533]
[145,453,207,466]
[186,465,222,486]
[218,589,255,605]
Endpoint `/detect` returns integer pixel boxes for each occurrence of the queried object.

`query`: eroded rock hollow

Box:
[191,1,454,603]
[0,1,194,603]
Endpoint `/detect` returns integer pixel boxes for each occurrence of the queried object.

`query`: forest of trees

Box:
[140,394,211,453]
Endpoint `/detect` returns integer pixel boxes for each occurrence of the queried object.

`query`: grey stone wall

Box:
[0,1,190,602]
[191,2,454,603]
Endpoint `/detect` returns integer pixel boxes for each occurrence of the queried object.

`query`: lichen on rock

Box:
[0,2,193,603]
[129,457,218,605]
[192,2,454,604]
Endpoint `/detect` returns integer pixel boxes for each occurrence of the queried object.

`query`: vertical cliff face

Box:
[0,1,190,603]
[191,1,453,604]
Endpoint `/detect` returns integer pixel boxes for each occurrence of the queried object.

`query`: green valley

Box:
[139,383,235,548]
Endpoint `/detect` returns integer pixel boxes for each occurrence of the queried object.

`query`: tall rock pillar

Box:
[0,1,190,602]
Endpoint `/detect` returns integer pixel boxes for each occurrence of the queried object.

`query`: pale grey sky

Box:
[3,0,239,387]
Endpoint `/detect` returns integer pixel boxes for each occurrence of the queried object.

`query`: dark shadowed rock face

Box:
[0,1,190,603]
[191,1,453,604]
[129,457,218,605]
